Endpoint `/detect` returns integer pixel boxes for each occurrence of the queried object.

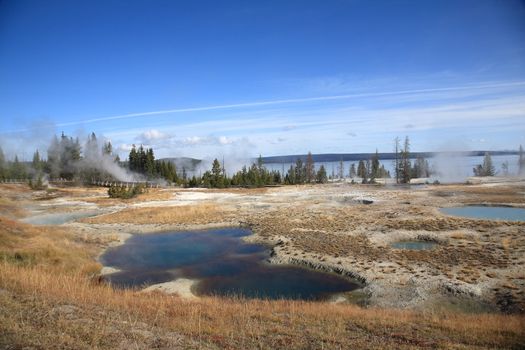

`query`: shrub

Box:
[108,184,146,199]
[28,175,48,190]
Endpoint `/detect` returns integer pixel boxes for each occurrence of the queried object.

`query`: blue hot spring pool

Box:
[390,241,437,250]
[100,228,361,300]
[440,206,525,222]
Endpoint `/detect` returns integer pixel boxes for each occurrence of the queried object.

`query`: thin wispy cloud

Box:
[98,87,525,159]
[3,79,525,159]
[47,80,525,126]
[3,80,525,134]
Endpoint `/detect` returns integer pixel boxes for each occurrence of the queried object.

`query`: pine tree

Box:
[138,145,146,173]
[82,133,101,182]
[357,160,366,179]
[286,164,296,185]
[202,170,212,188]
[182,167,187,185]
[337,158,344,181]
[400,136,411,184]
[240,166,248,186]
[29,173,46,190]
[0,146,5,180]
[316,165,328,184]
[32,150,43,173]
[168,161,178,183]
[412,157,430,178]
[256,155,268,186]
[145,148,155,177]
[473,164,483,177]
[188,175,198,187]
[519,145,525,176]
[371,150,380,180]
[47,135,61,179]
[364,159,371,184]
[55,133,81,180]
[305,152,315,183]
[211,158,224,188]
[482,152,495,176]
[248,163,259,186]
[71,137,81,161]
[257,155,264,174]
[10,155,27,179]
[128,145,138,171]
[473,152,496,177]
[272,170,281,184]
[85,132,100,159]
[294,158,305,184]
[393,137,400,184]
[349,163,356,178]
[103,141,113,155]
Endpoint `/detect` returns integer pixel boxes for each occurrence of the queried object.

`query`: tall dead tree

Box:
[393,137,400,184]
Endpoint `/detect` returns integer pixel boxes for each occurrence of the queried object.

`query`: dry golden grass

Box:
[441,185,525,204]
[0,216,100,275]
[52,185,107,194]
[449,231,467,240]
[219,187,269,194]
[75,187,175,208]
[1,263,524,349]
[501,237,512,251]
[83,203,232,225]
[0,196,27,217]
[0,183,32,194]
[133,188,174,201]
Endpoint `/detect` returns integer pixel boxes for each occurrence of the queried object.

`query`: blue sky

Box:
[1,0,525,160]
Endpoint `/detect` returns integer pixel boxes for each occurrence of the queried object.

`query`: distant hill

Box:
[159,157,202,171]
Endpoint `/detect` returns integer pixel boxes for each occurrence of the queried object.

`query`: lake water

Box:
[100,228,361,300]
[441,206,525,222]
[266,154,520,182]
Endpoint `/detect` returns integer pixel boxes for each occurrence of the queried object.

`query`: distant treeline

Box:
[1,132,524,189]
[260,150,520,164]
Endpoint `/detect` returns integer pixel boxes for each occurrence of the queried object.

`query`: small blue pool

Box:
[391,241,437,250]
[440,206,525,222]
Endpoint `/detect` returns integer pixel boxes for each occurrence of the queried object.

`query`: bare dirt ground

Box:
[2,179,525,314]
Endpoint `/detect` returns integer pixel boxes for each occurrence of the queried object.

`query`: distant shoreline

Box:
[260,151,519,163]
[157,151,519,166]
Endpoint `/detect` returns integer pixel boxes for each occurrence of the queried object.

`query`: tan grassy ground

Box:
[85,191,173,208]
[11,183,525,312]
[1,183,525,348]
[1,262,524,349]
[82,203,234,225]
[436,184,525,205]
[249,196,525,311]
[0,216,100,275]
[0,196,26,218]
